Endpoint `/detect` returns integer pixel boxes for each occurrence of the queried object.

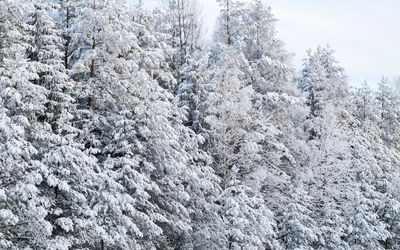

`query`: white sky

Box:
[141,0,400,88]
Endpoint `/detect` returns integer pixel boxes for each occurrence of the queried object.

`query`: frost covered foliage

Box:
[1,0,400,249]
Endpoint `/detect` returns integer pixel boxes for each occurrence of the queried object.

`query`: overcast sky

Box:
[142,0,400,88]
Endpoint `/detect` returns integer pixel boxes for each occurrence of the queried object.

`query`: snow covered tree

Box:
[0,1,55,248]
[376,77,400,147]
[299,47,355,176]
[54,0,79,70]
[117,79,191,248]
[175,52,210,132]
[134,8,177,90]
[298,46,364,243]
[39,128,101,249]
[0,1,106,248]
[0,4,43,123]
[378,194,400,249]
[99,73,186,248]
[96,66,219,248]
[217,185,279,249]
[69,0,136,107]
[210,1,303,220]
[203,42,302,249]
[299,46,354,127]
[215,0,244,46]
[241,0,276,61]
[318,206,350,249]
[131,0,148,25]
[159,0,204,78]
[203,46,254,188]
[353,81,379,133]
[242,0,293,93]
[278,185,319,249]
[65,0,149,165]
[203,42,291,249]
[346,183,390,250]
[0,0,34,64]
[26,0,78,153]
[0,105,52,249]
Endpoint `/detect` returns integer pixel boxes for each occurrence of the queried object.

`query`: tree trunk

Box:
[226,1,231,46]
[64,2,70,69]
[90,37,95,78]
[228,235,233,249]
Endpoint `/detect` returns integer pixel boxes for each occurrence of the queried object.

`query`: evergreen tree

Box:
[378,194,400,249]
[318,206,350,250]
[376,77,400,147]
[354,81,379,132]
[203,46,254,188]
[242,0,293,93]
[278,185,319,249]
[0,1,54,248]
[217,185,279,249]
[346,183,390,250]
[159,0,204,84]
[215,0,244,46]
[298,46,362,243]
[175,52,210,132]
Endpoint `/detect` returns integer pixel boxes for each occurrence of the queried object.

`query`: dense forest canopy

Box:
[1,0,400,249]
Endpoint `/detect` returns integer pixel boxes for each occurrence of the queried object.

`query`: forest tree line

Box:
[1,0,400,249]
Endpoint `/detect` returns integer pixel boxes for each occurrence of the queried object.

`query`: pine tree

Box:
[217,185,279,249]
[159,0,204,83]
[378,194,400,249]
[0,1,55,248]
[346,183,390,250]
[204,46,254,188]
[27,0,77,156]
[175,52,210,132]
[376,77,400,147]
[299,46,353,126]
[215,0,244,46]
[56,0,77,70]
[0,105,52,249]
[353,81,379,132]
[298,46,362,241]
[134,7,177,91]
[242,0,293,93]
[278,185,319,249]
[318,206,350,250]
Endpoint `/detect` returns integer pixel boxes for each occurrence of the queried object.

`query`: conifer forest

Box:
[1,0,400,249]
